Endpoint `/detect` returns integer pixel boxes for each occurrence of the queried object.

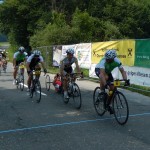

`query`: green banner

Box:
[135,39,150,68]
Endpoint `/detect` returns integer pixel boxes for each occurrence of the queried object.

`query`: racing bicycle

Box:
[15,63,25,91]
[93,79,130,125]
[29,70,42,103]
[62,72,83,109]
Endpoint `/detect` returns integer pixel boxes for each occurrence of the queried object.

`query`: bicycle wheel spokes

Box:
[45,75,51,91]
[34,81,41,103]
[113,91,129,125]
[19,75,24,91]
[93,87,106,116]
[72,83,82,109]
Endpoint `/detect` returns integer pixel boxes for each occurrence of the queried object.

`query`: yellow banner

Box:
[91,40,135,66]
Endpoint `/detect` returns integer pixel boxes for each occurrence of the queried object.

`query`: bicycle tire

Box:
[19,75,24,91]
[72,83,82,109]
[93,87,106,116]
[16,78,19,89]
[63,92,69,104]
[112,91,129,125]
[29,86,34,98]
[45,74,51,91]
[34,80,41,103]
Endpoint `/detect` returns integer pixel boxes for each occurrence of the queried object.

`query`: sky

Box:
[0,0,3,4]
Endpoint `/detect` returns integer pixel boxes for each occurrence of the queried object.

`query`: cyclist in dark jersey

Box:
[60,48,81,99]
[95,49,129,114]
[13,46,28,84]
[26,50,47,91]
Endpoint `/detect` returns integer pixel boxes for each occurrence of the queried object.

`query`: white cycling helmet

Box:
[105,49,117,59]
[33,50,41,56]
[18,46,25,52]
[66,48,74,54]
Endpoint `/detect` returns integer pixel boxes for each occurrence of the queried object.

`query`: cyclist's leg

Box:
[13,61,20,83]
[27,67,33,90]
[95,68,108,91]
[62,71,69,98]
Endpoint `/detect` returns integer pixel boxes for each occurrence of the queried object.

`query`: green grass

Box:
[122,84,150,97]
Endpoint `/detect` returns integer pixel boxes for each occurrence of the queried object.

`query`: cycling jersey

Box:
[27,54,44,70]
[60,56,77,73]
[95,57,123,74]
[13,51,28,61]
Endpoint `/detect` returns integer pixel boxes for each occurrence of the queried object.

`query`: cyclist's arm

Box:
[39,56,46,72]
[26,62,31,72]
[40,61,46,70]
[13,58,16,68]
[119,67,127,80]
[74,58,80,73]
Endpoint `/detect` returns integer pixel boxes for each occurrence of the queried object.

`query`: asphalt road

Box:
[0,63,150,150]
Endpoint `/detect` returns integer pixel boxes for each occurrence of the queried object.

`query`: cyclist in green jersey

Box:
[13,46,28,84]
[95,50,129,90]
[95,50,129,113]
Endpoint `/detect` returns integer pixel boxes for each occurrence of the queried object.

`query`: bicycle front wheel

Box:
[72,83,82,109]
[45,74,51,91]
[112,91,129,125]
[34,80,41,103]
[93,87,106,116]
[19,75,24,91]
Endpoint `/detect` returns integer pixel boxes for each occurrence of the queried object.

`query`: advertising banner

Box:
[125,66,150,87]
[91,40,135,66]
[53,46,62,67]
[75,43,91,69]
[135,39,150,68]
[89,65,150,87]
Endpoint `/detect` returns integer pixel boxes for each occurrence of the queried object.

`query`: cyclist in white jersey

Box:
[60,48,81,99]
[13,46,28,84]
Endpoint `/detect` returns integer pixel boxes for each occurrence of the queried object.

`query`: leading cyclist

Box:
[26,50,47,92]
[13,46,28,84]
[95,49,130,113]
[60,48,81,99]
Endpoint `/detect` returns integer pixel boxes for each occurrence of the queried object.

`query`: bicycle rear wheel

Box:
[45,74,51,91]
[72,83,82,109]
[19,75,24,91]
[34,80,41,103]
[112,91,129,125]
[93,87,106,116]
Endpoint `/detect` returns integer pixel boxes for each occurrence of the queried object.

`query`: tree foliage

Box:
[0,0,150,48]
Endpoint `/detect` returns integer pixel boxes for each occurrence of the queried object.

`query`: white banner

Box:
[75,43,91,69]
[53,46,62,67]
[124,66,150,87]
[89,64,150,87]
